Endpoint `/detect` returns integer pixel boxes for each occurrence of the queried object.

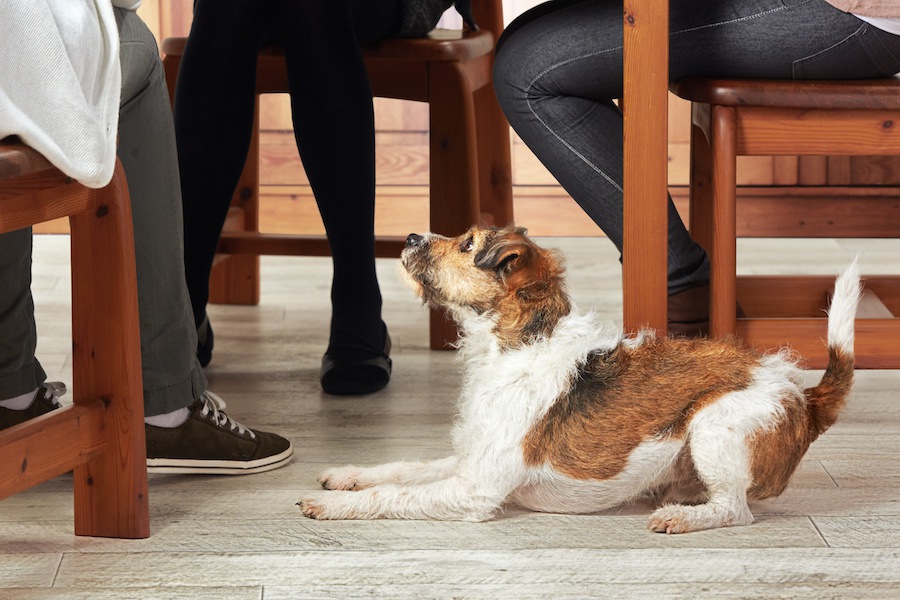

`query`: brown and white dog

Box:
[298,226,859,533]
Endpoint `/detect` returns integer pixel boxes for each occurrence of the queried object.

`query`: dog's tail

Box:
[804,259,860,435]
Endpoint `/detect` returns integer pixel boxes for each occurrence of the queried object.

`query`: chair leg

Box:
[427,61,481,349]
[688,119,713,253]
[69,162,150,538]
[709,105,738,338]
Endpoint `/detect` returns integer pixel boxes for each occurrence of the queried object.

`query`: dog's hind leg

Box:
[318,456,459,490]
[647,420,754,534]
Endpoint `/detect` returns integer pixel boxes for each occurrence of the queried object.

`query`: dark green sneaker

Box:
[0,382,66,431]
[145,391,293,475]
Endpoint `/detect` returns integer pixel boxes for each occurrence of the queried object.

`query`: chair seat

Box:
[364,29,495,61]
[671,76,900,110]
[0,139,55,179]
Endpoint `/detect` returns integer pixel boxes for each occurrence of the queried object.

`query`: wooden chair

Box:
[161,2,513,349]
[0,141,149,538]
[670,76,900,368]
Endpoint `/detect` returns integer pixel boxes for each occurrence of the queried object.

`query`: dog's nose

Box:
[406,233,425,248]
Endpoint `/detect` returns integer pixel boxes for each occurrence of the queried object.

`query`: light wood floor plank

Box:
[812,516,900,549]
[7,588,262,600]
[50,549,900,587]
[0,514,827,554]
[263,582,900,600]
[0,554,60,588]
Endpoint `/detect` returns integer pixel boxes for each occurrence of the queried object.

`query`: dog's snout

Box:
[406,233,425,248]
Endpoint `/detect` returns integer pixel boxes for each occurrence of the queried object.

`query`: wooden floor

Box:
[3,235,900,599]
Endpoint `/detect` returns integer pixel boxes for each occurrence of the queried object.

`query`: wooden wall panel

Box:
[849,156,900,185]
[137,0,192,40]
[259,131,430,187]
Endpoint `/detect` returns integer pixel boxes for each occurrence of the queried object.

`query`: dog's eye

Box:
[460,237,474,253]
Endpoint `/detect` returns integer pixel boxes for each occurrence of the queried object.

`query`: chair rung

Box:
[735,318,900,369]
[0,400,106,500]
[736,108,899,155]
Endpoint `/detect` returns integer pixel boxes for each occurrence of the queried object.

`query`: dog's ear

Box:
[474,228,531,275]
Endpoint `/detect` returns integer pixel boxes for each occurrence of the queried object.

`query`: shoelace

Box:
[198,391,256,439]
[41,381,67,407]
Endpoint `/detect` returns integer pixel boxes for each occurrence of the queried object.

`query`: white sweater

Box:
[0,1,140,189]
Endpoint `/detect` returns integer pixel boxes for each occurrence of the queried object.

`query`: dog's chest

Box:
[453,347,579,449]
[459,377,553,428]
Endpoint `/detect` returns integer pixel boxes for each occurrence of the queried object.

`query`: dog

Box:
[298,226,860,533]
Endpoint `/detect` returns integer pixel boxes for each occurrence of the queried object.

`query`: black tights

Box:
[176,0,400,356]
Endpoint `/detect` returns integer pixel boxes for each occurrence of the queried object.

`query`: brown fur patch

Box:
[522,337,758,480]
[746,397,812,500]
[746,345,854,499]
[490,243,570,347]
[806,347,854,434]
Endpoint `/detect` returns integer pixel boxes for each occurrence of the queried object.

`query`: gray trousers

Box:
[0,9,205,417]
[494,0,900,295]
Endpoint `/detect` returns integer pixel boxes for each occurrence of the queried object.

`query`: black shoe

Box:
[667,284,710,338]
[320,328,392,396]
[145,391,293,475]
[197,315,214,368]
[0,382,66,431]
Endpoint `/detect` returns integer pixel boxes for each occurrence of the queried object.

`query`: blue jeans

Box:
[0,9,205,415]
[494,0,900,294]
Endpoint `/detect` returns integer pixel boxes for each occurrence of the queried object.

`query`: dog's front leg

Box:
[318,456,459,491]
[299,474,510,521]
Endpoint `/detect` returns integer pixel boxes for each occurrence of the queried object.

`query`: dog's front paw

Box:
[648,504,693,534]
[297,491,374,520]
[297,494,331,520]
[648,503,753,534]
[318,465,370,491]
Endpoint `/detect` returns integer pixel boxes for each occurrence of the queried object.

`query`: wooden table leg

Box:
[622,0,669,334]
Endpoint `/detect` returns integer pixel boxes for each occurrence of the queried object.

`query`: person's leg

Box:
[116,8,206,418]
[272,0,398,394]
[116,8,293,473]
[0,227,55,426]
[494,0,900,295]
[666,0,900,80]
[174,0,272,353]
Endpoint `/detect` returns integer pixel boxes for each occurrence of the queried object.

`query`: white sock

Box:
[0,388,39,410]
[144,406,190,428]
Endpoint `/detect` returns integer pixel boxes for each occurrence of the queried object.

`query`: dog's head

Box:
[400,225,570,347]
